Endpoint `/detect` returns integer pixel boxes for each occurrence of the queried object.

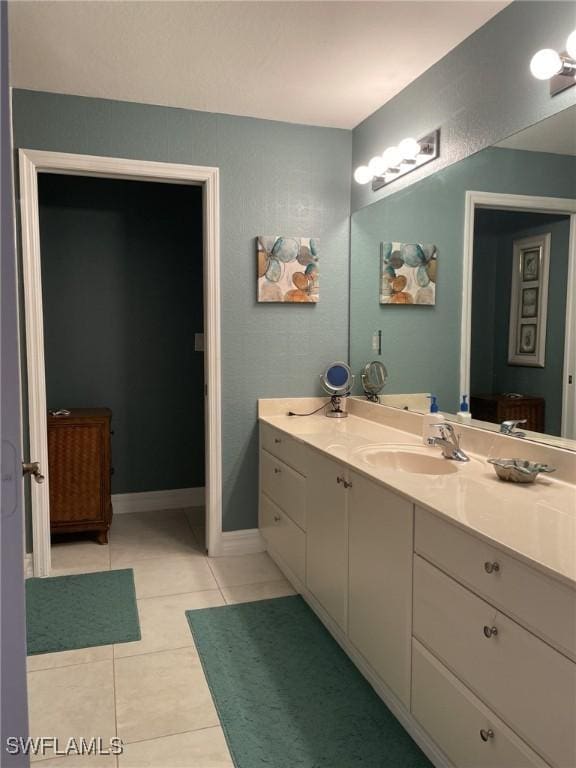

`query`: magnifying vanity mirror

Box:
[349,104,576,451]
[321,361,354,419]
[361,361,389,401]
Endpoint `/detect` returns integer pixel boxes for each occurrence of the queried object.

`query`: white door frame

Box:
[18,149,223,576]
[461,190,576,439]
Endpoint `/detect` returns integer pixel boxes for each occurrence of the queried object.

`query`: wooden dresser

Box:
[470,394,545,433]
[47,408,113,544]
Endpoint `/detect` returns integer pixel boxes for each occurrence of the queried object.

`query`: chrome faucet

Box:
[500,419,527,438]
[430,423,470,462]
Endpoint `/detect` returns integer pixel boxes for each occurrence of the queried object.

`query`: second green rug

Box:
[186,595,431,768]
[26,568,140,655]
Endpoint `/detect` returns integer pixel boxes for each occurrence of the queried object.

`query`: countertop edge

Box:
[259,414,576,590]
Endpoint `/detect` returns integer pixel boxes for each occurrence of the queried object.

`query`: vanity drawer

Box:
[260,493,305,584]
[412,640,549,768]
[415,507,576,660]
[413,555,576,768]
[260,449,306,530]
[260,423,308,476]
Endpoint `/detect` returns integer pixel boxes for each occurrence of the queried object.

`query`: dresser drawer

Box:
[415,507,576,660]
[260,493,305,584]
[412,640,549,768]
[413,555,576,768]
[260,422,308,476]
[260,449,306,530]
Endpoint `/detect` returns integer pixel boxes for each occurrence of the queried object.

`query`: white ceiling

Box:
[496,105,576,156]
[8,1,508,129]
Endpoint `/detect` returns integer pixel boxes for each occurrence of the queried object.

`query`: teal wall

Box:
[471,210,570,435]
[350,147,576,414]
[12,89,352,531]
[351,1,576,212]
[39,174,205,494]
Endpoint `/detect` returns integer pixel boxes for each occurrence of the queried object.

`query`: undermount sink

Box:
[354,444,459,475]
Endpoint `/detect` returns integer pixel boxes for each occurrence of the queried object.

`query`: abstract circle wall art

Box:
[257,236,319,303]
[380,242,437,305]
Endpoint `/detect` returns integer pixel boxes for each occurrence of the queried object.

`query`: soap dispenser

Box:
[458,394,472,420]
[422,395,444,445]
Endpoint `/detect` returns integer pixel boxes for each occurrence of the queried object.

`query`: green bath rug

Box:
[26,568,140,655]
[186,595,432,768]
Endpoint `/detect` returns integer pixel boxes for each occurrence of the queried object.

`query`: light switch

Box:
[194,333,204,352]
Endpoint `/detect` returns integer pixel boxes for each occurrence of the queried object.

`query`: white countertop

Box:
[259,405,576,588]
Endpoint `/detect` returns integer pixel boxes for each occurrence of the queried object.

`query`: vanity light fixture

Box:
[353,129,440,192]
[530,29,576,96]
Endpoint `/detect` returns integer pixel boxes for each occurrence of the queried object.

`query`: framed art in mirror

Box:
[508,233,550,367]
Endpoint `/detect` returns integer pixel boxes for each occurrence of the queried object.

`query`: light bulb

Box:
[398,137,420,160]
[530,48,562,80]
[354,165,373,185]
[566,30,576,60]
[382,146,402,169]
[368,155,386,176]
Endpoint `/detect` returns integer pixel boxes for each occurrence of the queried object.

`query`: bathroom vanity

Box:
[258,398,576,768]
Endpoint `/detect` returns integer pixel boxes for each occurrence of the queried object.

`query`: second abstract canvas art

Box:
[380,242,437,305]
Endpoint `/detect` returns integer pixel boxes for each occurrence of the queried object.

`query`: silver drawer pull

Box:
[480,729,494,742]
[484,561,500,574]
[274,467,281,474]
[273,514,281,523]
[483,625,498,638]
[274,438,282,444]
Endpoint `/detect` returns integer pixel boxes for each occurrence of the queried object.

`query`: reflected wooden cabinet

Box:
[47,408,112,544]
[470,394,545,433]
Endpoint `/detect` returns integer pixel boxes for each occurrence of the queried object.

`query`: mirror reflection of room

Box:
[349,104,576,446]
[470,209,570,437]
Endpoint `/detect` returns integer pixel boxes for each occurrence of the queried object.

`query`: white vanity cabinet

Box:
[348,474,413,708]
[413,507,576,768]
[258,415,576,768]
[259,424,307,584]
[306,449,414,704]
[305,450,349,631]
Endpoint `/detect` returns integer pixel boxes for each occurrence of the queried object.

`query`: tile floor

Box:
[27,508,296,767]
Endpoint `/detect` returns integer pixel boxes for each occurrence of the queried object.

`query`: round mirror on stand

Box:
[361,361,389,402]
[320,362,353,418]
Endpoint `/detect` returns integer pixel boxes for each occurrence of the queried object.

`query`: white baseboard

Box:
[220,528,265,556]
[112,487,205,515]
[24,553,34,579]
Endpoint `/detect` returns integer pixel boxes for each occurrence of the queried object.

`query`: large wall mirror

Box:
[350,105,576,451]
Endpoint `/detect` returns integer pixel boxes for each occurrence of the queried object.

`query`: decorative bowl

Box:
[487,458,556,484]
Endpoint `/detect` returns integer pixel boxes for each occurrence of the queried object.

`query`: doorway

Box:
[19,150,222,575]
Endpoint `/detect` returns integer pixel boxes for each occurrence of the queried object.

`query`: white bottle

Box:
[422,395,444,445]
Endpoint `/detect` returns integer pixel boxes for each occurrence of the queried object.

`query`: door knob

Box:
[22,461,45,484]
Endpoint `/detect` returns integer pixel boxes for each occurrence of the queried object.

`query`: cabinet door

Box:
[413,555,576,768]
[48,423,104,523]
[305,450,348,630]
[348,472,413,707]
